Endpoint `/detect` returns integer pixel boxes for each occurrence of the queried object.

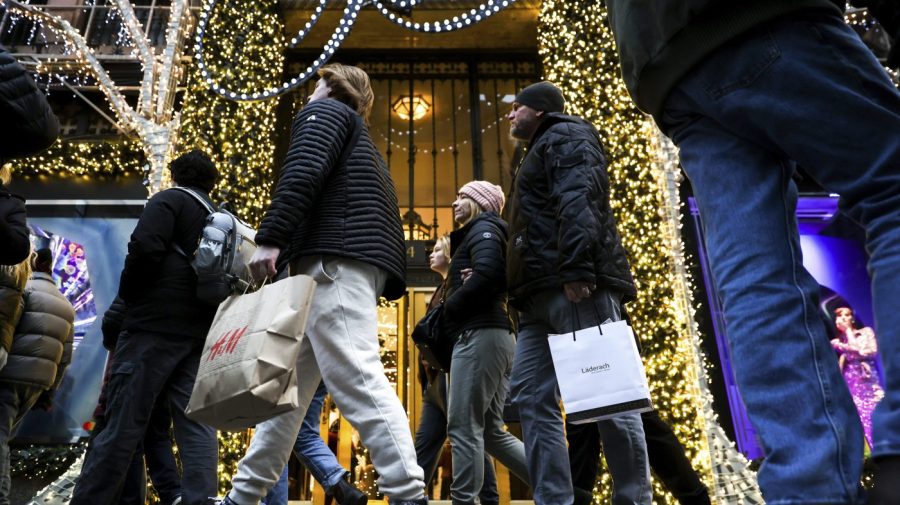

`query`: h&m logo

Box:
[207,326,249,361]
[581,363,610,374]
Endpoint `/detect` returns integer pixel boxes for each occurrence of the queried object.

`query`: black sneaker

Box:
[869,456,900,505]
[207,497,238,505]
[327,479,369,505]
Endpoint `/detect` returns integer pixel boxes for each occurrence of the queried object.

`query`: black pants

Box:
[120,397,182,505]
[567,410,711,505]
[71,332,216,505]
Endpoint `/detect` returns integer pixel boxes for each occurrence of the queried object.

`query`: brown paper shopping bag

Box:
[186,275,316,430]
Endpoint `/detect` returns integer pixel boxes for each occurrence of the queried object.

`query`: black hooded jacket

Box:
[442,212,512,339]
[0,184,29,266]
[0,46,59,164]
[118,187,217,339]
[504,113,636,309]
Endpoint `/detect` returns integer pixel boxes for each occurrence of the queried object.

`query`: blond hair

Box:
[0,164,11,186]
[456,196,484,227]
[434,234,451,258]
[317,64,375,124]
[0,247,33,291]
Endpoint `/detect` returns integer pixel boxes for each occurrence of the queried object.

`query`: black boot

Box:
[869,456,900,505]
[328,478,369,505]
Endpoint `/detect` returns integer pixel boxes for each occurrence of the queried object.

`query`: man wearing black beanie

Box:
[503,81,651,505]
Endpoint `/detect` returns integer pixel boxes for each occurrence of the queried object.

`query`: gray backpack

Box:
[171,187,258,305]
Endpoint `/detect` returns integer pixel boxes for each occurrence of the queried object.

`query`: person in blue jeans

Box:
[263,381,365,505]
[505,81,651,505]
[605,2,900,504]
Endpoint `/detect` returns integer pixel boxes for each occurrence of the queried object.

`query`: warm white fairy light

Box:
[6,0,192,194]
[194,0,517,102]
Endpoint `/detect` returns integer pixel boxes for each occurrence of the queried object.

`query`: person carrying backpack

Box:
[69,150,220,505]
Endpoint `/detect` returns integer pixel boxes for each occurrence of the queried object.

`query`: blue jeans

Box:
[659,10,900,505]
[510,288,651,505]
[265,382,347,505]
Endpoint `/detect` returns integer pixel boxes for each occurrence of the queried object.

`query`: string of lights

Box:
[194,0,518,102]
[537,2,719,503]
[371,0,515,33]
[9,139,146,179]
[194,0,363,101]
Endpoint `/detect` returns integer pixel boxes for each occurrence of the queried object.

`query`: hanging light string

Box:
[194,0,518,102]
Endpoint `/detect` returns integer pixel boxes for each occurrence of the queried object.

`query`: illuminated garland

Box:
[537,2,716,503]
[195,0,519,101]
[178,0,285,226]
[9,139,145,179]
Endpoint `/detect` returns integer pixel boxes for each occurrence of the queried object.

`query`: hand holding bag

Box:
[185,274,316,430]
[548,312,652,424]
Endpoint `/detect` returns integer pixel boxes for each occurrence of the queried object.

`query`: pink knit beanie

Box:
[458,180,506,214]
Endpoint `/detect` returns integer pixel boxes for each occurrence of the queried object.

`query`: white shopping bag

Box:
[548,319,652,423]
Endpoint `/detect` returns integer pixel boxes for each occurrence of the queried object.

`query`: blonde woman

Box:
[442,181,530,505]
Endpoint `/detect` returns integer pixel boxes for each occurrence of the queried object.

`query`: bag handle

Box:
[569,295,606,341]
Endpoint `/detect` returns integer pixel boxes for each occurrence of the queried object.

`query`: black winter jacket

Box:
[255,99,407,300]
[101,296,127,351]
[0,46,59,164]
[442,212,512,339]
[0,183,29,266]
[504,114,636,309]
[119,187,217,339]
[604,0,843,121]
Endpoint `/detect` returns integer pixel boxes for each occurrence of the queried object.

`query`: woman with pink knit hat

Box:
[442,180,531,505]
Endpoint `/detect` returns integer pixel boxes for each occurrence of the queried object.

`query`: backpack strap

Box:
[336,114,363,168]
[170,186,215,215]
[169,186,215,259]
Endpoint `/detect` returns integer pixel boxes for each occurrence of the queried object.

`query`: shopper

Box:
[604,1,900,502]
[441,181,530,505]
[218,63,425,505]
[505,81,650,505]
[70,150,220,505]
[0,249,74,504]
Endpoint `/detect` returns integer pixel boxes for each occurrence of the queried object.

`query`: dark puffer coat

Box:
[504,113,636,309]
[254,98,407,300]
[0,184,29,266]
[118,187,218,339]
[0,272,74,391]
[0,45,59,164]
[442,212,512,339]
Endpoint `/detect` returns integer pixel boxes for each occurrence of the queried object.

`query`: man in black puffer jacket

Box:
[218,64,425,505]
[605,2,900,503]
[70,150,219,505]
[0,46,59,267]
[504,81,650,505]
